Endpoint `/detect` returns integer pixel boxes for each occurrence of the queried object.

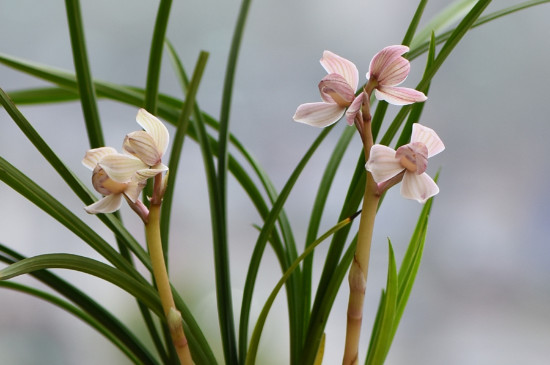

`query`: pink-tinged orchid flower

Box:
[293,51,362,128]
[367,45,427,105]
[365,124,444,203]
[82,147,149,213]
[123,108,169,177]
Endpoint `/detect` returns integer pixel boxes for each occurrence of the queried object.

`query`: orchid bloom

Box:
[366,45,427,105]
[123,108,169,177]
[82,147,149,213]
[293,51,364,128]
[365,123,444,203]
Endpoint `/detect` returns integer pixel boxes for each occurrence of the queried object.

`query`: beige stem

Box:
[146,203,193,365]
[342,174,380,365]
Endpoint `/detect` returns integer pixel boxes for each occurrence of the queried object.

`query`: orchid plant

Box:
[0,1,548,364]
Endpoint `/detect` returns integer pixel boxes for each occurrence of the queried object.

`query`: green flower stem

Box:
[145,202,193,364]
[342,173,380,365]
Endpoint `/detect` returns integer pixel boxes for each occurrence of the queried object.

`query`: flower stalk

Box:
[343,172,379,365]
[145,178,193,364]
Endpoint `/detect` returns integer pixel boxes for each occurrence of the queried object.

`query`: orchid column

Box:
[83,109,193,365]
[294,45,440,365]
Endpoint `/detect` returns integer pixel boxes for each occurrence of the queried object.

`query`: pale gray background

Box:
[1,0,550,364]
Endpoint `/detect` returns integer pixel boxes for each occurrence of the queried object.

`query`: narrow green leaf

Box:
[5,87,80,104]
[160,51,209,257]
[410,0,477,50]
[392,175,438,341]
[0,281,142,364]
[365,242,398,365]
[0,157,139,276]
[0,244,159,365]
[301,234,357,365]
[379,0,492,147]
[401,0,429,46]
[408,0,550,60]
[0,88,152,270]
[303,126,355,322]
[239,126,333,364]
[144,0,172,113]
[0,254,162,316]
[64,0,104,148]
[217,0,254,361]
[245,213,358,365]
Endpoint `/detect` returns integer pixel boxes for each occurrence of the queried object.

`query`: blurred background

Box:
[1,0,550,364]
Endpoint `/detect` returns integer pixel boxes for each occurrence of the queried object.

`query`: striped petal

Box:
[319,74,356,106]
[374,86,427,106]
[345,92,367,125]
[82,147,117,170]
[136,108,169,156]
[365,144,404,183]
[368,45,409,82]
[401,171,439,203]
[293,102,345,128]
[320,51,359,90]
[411,124,445,157]
[85,194,123,214]
[99,154,147,183]
[124,131,162,166]
[124,181,145,203]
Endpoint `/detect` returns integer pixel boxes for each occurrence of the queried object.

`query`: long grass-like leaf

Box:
[365,242,398,365]
[64,0,103,148]
[217,0,254,361]
[402,0,429,46]
[409,0,477,50]
[160,51,209,256]
[0,281,142,364]
[303,126,355,323]
[408,0,550,60]
[0,254,162,315]
[0,157,143,277]
[379,0,492,147]
[5,87,79,104]
[245,213,359,365]
[0,244,159,365]
[0,88,152,270]
[144,0,172,113]
[239,126,333,364]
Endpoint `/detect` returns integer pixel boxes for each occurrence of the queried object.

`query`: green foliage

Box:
[0,0,547,364]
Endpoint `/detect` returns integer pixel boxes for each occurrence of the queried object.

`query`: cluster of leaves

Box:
[0,0,547,364]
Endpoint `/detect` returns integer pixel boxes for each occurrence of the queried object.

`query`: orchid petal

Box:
[319,74,356,105]
[82,147,117,170]
[124,181,144,203]
[374,86,427,106]
[320,51,359,90]
[99,154,147,183]
[85,194,123,214]
[377,56,410,86]
[411,124,445,157]
[345,92,366,125]
[401,172,439,203]
[368,45,409,82]
[365,144,404,183]
[136,108,169,156]
[293,102,345,128]
[134,164,169,181]
[124,131,162,166]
